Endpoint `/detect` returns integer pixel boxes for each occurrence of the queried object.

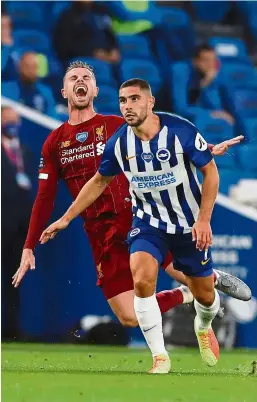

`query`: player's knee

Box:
[134,277,155,296]
[195,291,215,306]
[118,315,138,328]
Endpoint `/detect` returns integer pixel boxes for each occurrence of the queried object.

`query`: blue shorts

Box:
[127,217,213,278]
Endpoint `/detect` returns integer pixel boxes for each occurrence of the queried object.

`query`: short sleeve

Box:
[98,138,122,177]
[184,129,213,168]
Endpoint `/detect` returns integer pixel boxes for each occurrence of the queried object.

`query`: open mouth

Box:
[75,86,88,97]
[126,113,136,118]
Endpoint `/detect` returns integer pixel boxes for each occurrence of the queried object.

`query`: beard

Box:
[125,112,147,127]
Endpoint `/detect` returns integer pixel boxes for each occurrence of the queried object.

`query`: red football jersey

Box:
[24,114,130,249]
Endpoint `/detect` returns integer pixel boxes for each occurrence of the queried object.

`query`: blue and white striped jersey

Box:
[99,112,213,234]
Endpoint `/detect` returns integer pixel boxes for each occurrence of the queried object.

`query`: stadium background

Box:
[1,0,257,351]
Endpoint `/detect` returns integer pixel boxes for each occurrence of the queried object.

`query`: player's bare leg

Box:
[108,286,193,328]
[186,275,220,366]
[130,251,171,374]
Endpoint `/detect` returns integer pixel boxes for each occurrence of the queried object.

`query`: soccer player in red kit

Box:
[13,61,250,330]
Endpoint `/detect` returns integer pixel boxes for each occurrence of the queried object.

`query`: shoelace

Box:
[199,333,210,350]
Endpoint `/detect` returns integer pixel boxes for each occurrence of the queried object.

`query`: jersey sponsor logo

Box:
[156,148,171,163]
[130,228,140,237]
[60,140,71,149]
[195,132,207,151]
[60,143,94,164]
[96,141,105,156]
[126,154,137,160]
[39,156,45,169]
[131,172,176,188]
[141,152,154,163]
[95,125,104,141]
[76,132,88,143]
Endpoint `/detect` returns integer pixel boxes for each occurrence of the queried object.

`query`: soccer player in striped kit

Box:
[39,76,250,373]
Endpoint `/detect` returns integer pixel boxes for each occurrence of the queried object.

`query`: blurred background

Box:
[1,0,257,349]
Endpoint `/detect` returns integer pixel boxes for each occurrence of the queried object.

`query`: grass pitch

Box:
[2,343,257,402]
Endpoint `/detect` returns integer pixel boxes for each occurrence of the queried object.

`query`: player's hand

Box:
[192,220,212,252]
[212,135,244,156]
[12,248,35,288]
[40,217,70,244]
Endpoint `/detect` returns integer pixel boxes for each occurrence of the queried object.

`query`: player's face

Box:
[62,68,98,110]
[119,86,154,127]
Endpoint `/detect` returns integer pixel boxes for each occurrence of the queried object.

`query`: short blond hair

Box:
[65,60,95,77]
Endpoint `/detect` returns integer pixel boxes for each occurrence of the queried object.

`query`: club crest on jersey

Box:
[130,228,140,237]
[156,148,171,163]
[141,152,154,163]
[96,125,104,141]
[76,132,88,143]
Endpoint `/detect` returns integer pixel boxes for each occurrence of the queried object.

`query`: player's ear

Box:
[94,86,99,98]
[61,88,67,99]
[149,96,155,110]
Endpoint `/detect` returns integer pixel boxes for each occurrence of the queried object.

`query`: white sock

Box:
[134,294,168,357]
[194,289,220,330]
[179,285,194,304]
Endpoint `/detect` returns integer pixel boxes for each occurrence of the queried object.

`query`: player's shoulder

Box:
[43,122,66,149]
[157,111,197,132]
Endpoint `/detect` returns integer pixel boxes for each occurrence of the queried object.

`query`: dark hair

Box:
[194,44,214,58]
[120,78,151,92]
[65,60,95,77]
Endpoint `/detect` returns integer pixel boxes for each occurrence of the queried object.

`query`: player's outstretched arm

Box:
[211,135,244,156]
[12,138,59,288]
[40,172,114,244]
[192,160,219,251]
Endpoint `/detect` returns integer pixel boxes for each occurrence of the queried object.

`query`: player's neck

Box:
[132,113,160,141]
[68,107,97,126]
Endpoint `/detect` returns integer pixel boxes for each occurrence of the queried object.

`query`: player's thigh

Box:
[108,290,138,327]
[186,275,215,306]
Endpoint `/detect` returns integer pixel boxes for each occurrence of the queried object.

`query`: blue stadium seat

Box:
[215,152,236,170]
[209,37,250,64]
[6,1,45,30]
[51,1,70,28]
[242,119,257,143]
[218,168,255,195]
[13,30,51,54]
[237,144,257,172]
[226,86,257,119]
[220,63,257,88]
[120,59,162,95]
[117,35,153,60]
[159,7,194,59]
[192,1,231,22]
[236,2,257,42]
[68,57,116,86]
[194,115,234,144]
[1,81,20,101]
[95,85,120,114]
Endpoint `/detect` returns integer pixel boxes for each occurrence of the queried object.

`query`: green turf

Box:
[2,343,257,402]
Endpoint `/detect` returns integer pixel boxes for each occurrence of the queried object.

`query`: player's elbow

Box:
[94,172,113,188]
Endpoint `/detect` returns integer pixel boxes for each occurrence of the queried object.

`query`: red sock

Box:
[156,288,184,314]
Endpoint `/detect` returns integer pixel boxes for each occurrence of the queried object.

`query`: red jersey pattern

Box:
[24,114,130,251]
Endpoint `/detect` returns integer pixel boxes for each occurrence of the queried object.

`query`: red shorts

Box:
[85,208,173,300]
